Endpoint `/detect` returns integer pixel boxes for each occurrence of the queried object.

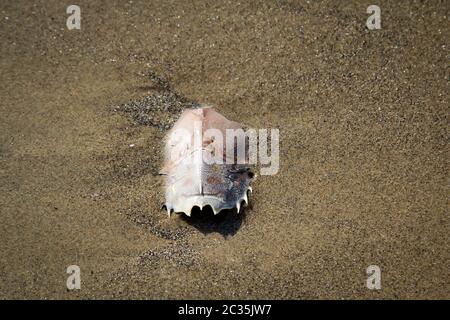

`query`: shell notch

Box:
[160,107,253,217]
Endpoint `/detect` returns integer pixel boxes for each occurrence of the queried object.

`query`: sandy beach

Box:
[0,0,448,299]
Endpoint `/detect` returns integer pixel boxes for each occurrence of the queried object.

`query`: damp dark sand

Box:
[0,0,448,299]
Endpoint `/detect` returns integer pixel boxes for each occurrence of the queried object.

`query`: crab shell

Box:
[160,107,253,216]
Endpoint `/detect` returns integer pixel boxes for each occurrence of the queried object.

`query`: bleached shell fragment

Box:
[160,107,253,216]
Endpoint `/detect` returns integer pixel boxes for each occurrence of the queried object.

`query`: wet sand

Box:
[0,0,448,299]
